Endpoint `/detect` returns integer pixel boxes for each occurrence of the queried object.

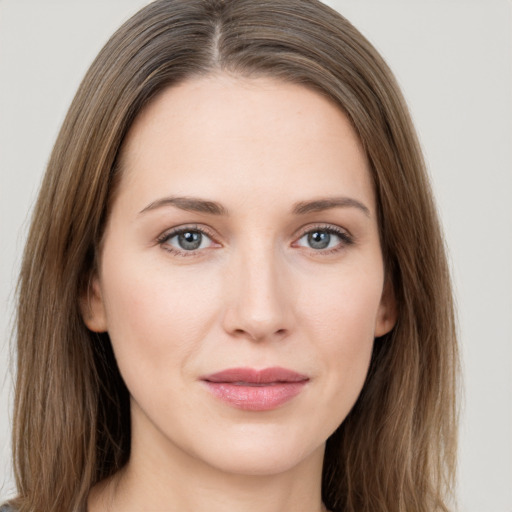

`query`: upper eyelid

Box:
[157,224,217,241]
[293,222,352,239]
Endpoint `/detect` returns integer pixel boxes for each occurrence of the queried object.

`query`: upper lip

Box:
[201,367,309,384]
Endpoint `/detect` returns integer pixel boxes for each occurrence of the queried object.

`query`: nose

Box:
[222,246,294,342]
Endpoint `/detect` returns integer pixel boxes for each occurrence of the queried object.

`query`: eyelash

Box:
[156,224,354,257]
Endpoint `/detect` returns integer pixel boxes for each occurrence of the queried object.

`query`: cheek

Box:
[99,252,222,379]
[296,265,383,395]
[299,262,384,339]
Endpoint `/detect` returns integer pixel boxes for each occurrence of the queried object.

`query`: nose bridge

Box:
[223,239,292,341]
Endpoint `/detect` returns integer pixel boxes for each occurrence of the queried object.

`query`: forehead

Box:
[117,74,374,213]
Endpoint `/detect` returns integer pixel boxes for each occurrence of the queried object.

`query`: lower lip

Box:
[203,381,307,411]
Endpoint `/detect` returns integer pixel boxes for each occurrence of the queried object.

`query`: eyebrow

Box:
[139,195,370,217]
[139,196,229,216]
[292,197,370,217]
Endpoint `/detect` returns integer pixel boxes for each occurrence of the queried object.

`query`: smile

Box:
[201,367,309,411]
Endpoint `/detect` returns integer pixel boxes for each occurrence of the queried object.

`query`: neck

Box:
[88,405,327,512]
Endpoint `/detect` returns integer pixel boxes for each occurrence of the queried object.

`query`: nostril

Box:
[230,327,288,341]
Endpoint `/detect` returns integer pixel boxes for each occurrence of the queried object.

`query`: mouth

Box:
[200,367,309,411]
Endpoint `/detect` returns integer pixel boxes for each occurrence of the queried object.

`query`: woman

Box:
[3,0,458,511]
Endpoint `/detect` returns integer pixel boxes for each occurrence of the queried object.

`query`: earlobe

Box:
[374,279,397,338]
[80,275,108,333]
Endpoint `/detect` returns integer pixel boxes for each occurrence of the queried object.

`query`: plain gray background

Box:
[1,1,511,510]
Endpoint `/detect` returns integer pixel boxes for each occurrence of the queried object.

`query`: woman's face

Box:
[84,75,395,476]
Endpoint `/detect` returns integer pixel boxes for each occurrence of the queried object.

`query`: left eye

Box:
[296,229,346,250]
[165,229,213,251]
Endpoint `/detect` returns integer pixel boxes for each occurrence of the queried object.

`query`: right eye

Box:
[157,226,219,256]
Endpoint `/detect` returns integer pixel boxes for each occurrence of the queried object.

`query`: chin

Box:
[186,423,326,477]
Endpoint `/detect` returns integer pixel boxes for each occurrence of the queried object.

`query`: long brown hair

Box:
[9,1,458,511]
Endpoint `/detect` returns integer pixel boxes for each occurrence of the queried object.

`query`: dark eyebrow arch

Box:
[292,197,370,217]
[139,196,229,216]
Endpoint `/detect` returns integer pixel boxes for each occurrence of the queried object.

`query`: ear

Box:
[80,274,108,333]
[374,278,397,338]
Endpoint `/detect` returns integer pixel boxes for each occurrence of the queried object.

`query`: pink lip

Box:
[201,367,309,411]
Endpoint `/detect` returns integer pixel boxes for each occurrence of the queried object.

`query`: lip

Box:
[201,367,309,411]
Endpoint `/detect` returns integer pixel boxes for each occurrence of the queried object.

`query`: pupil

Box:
[178,231,202,250]
[308,231,330,249]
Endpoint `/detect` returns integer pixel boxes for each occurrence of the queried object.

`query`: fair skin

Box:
[84,74,396,512]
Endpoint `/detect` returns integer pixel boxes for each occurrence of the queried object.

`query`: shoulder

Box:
[0,505,16,512]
